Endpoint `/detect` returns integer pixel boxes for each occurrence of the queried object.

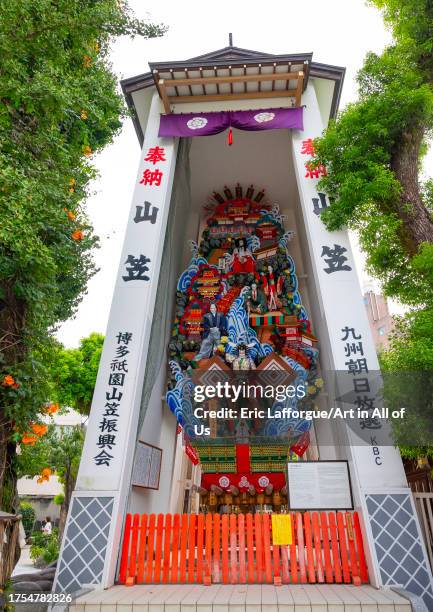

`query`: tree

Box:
[311,0,433,456]
[16,331,103,542]
[313,0,433,306]
[0,1,165,585]
[17,425,85,541]
[49,332,104,415]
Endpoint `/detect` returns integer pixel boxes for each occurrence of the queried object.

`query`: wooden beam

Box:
[163,71,301,88]
[295,71,304,106]
[169,89,298,105]
[158,79,171,114]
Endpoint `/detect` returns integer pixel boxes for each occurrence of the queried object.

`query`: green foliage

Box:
[313,1,433,305]
[312,0,433,457]
[48,332,104,414]
[18,501,35,538]
[30,528,60,566]
[53,493,65,506]
[379,308,433,451]
[17,424,84,483]
[0,0,165,436]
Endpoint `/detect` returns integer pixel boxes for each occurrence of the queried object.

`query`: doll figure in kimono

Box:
[246,282,268,314]
[194,302,227,361]
[261,265,283,311]
[227,343,256,371]
[232,237,256,274]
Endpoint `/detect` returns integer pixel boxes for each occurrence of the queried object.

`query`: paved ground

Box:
[13,545,39,576]
[72,583,413,611]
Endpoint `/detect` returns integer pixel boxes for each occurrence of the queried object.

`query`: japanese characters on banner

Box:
[93,332,133,467]
[76,93,178,491]
[291,84,406,490]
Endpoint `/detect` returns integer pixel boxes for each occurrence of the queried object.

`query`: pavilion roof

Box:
[121,45,345,144]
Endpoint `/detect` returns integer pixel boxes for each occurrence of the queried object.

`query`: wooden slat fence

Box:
[119,512,368,586]
[413,493,433,570]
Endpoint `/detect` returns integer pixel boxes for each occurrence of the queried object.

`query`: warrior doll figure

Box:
[227,343,256,371]
[261,265,283,311]
[194,303,227,361]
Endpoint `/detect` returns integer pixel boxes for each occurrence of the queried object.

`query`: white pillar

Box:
[54,92,178,593]
[292,82,433,604]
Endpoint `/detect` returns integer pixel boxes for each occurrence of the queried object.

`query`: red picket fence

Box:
[118,512,368,586]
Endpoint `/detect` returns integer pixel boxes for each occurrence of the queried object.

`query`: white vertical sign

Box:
[291,83,406,491]
[77,92,178,492]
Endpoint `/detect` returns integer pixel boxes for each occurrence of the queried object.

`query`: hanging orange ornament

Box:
[82,145,92,157]
[72,230,84,241]
[80,110,88,120]
[66,210,76,221]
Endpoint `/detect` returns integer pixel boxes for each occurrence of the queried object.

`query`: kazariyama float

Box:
[53,44,433,608]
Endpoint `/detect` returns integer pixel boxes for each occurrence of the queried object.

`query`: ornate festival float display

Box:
[167,184,322,513]
[54,44,433,606]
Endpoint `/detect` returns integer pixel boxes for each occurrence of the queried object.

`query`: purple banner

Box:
[158,107,303,138]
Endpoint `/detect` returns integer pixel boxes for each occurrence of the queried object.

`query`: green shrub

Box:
[30,529,60,567]
[53,493,64,506]
[19,502,35,538]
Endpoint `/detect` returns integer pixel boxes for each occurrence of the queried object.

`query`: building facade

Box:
[363,287,395,351]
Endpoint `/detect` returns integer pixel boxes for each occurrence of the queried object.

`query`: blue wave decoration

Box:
[177,250,209,292]
[226,288,273,360]
[166,361,200,438]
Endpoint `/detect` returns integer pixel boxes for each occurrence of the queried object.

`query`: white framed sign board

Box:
[131,440,162,490]
[287,460,353,510]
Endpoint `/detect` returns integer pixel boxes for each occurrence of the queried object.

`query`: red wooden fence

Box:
[119,512,368,586]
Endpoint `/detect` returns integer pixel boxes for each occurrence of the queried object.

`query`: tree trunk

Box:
[0,283,27,585]
[58,467,76,541]
[390,126,433,256]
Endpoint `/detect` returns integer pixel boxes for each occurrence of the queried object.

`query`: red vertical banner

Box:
[235,444,251,472]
